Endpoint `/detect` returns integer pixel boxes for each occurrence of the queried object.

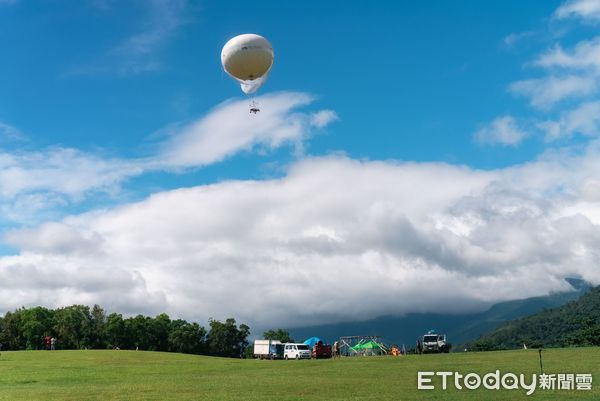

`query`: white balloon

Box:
[221,34,274,95]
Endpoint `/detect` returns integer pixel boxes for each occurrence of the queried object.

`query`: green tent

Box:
[351,340,386,352]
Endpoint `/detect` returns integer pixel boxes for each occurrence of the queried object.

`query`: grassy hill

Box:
[471,285,600,350]
[0,348,598,400]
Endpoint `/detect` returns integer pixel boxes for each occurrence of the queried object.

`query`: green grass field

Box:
[0,348,597,400]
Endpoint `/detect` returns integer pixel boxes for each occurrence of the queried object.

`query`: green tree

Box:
[207,318,250,358]
[20,307,54,349]
[148,313,171,351]
[104,313,127,349]
[168,320,206,354]
[125,315,152,350]
[262,329,293,343]
[53,305,92,349]
[86,304,107,349]
[0,310,24,349]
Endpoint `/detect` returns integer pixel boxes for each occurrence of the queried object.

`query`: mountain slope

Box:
[470,285,600,349]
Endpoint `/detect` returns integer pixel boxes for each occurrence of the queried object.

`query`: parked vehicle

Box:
[419,331,451,354]
[253,339,284,359]
[311,340,332,359]
[284,343,312,360]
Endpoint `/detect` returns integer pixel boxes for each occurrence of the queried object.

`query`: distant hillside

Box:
[289,278,591,347]
[470,285,600,350]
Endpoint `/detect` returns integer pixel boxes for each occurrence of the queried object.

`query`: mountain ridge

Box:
[288,278,591,347]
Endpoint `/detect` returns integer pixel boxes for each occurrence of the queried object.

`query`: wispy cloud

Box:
[510,74,598,109]
[480,1,600,146]
[157,92,335,168]
[474,116,528,146]
[0,147,142,224]
[502,31,536,49]
[555,0,600,21]
[535,36,600,71]
[538,100,600,141]
[0,92,335,224]
[73,0,191,76]
[310,110,338,128]
[112,0,189,75]
[0,122,24,142]
[509,3,600,109]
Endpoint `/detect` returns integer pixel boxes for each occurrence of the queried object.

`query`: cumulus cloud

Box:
[3,149,600,328]
[555,0,600,21]
[474,116,528,146]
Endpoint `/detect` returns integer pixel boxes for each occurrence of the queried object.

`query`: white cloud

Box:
[509,8,600,108]
[0,93,334,224]
[538,100,600,141]
[536,37,600,71]
[474,116,528,146]
[0,147,143,225]
[3,149,600,328]
[310,110,338,128]
[72,0,190,76]
[0,122,23,141]
[157,92,335,168]
[555,0,600,21]
[510,75,598,109]
[0,148,141,199]
[112,0,189,75]
[502,31,535,49]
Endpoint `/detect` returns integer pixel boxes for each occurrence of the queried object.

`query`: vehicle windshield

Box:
[297,345,309,350]
[423,335,438,342]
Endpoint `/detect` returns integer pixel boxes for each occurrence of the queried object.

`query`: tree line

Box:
[0,304,250,358]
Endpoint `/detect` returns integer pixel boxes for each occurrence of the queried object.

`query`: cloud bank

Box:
[2,147,600,328]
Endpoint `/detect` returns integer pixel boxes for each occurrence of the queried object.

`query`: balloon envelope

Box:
[221,34,274,94]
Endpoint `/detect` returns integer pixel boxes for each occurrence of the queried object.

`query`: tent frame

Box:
[338,335,388,356]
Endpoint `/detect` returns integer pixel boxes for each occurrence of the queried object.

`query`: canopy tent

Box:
[303,337,322,348]
[351,340,385,350]
[350,339,387,355]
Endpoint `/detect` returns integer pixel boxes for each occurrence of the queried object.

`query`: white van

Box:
[283,343,312,360]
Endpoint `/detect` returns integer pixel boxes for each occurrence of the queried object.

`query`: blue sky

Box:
[1,0,600,327]
[0,1,572,170]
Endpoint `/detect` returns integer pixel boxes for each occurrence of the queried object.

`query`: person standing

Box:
[50,337,56,351]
